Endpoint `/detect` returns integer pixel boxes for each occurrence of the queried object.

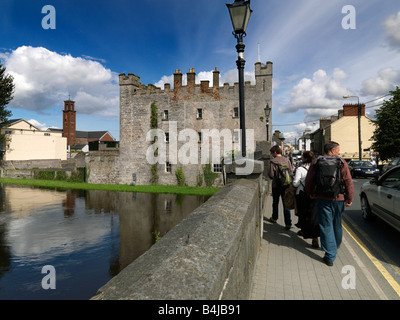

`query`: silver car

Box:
[360,165,400,233]
[382,157,400,173]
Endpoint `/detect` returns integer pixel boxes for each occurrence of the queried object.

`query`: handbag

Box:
[284,184,297,210]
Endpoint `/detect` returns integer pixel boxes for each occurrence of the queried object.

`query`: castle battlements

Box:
[119,62,273,99]
[119,73,141,87]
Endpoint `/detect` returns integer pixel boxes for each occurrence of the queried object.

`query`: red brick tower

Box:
[63,99,76,146]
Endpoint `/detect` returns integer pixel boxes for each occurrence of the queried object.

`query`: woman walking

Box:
[292,151,319,248]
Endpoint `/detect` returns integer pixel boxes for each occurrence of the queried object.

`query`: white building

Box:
[1,119,67,161]
[298,128,312,151]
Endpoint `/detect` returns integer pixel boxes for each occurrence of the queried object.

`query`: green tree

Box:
[371,86,400,161]
[0,63,14,147]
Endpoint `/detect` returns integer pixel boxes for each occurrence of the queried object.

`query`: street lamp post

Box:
[264,103,271,141]
[343,95,362,160]
[227,0,252,157]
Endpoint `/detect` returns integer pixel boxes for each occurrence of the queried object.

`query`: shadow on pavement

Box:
[262,216,323,263]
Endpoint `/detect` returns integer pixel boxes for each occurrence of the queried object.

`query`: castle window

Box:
[44,133,50,136]
[166,162,171,173]
[213,163,223,173]
[197,108,203,119]
[198,132,202,143]
[165,132,169,143]
[233,107,239,118]
[163,110,169,120]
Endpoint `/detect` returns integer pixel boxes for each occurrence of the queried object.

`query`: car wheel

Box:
[361,194,375,221]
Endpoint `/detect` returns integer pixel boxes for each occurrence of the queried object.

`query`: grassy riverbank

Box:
[0,178,221,196]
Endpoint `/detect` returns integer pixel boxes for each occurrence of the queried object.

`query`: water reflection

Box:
[0,184,208,299]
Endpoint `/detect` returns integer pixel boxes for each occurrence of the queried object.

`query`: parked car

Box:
[348,160,380,178]
[382,157,400,173]
[359,166,400,233]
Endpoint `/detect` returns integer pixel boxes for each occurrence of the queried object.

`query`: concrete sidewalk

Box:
[250,194,400,300]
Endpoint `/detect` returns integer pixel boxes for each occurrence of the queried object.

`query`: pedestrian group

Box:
[268,141,354,266]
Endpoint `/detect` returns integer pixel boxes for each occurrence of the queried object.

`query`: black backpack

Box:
[314,156,345,198]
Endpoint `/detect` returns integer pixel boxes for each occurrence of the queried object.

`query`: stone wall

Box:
[92,177,265,300]
[1,158,85,180]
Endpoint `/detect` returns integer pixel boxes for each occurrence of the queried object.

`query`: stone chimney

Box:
[213,67,220,88]
[187,68,195,94]
[173,69,182,96]
[200,80,209,93]
[174,69,182,92]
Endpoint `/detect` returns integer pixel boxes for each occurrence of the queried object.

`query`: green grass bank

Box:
[0,178,220,196]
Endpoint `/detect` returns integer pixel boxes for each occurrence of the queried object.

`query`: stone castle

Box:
[87,61,273,187]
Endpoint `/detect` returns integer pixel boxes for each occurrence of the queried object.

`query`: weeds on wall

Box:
[175,167,186,186]
[151,164,159,185]
[203,163,218,187]
[33,168,86,182]
[150,102,159,184]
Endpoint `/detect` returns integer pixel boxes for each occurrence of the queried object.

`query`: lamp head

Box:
[226,0,252,36]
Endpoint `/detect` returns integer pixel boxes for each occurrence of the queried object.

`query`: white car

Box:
[360,166,400,233]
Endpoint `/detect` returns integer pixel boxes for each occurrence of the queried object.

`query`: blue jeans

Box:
[317,199,345,262]
[272,187,292,227]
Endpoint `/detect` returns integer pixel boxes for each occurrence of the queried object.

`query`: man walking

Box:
[268,145,293,230]
[305,141,353,266]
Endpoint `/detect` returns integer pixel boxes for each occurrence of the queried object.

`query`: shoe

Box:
[312,238,319,248]
[297,230,304,236]
[285,225,292,230]
[269,217,277,223]
[323,256,333,266]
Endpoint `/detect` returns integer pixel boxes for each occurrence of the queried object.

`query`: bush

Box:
[69,168,85,182]
[55,171,67,181]
[203,163,218,187]
[196,172,203,187]
[151,164,158,184]
[34,170,55,180]
[175,167,186,186]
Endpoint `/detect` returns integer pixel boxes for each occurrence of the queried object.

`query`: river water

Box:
[0,184,209,300]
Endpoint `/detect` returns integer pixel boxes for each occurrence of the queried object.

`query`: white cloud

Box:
[284,68,350,119]
[27,119,48,131]
[361,67,400,95]
[4,46,118,117]
[384,11,400,49]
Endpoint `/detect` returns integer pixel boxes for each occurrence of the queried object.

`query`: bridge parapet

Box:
[92,171,265,300]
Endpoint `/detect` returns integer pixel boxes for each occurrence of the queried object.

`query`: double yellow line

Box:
[343,217,400,298]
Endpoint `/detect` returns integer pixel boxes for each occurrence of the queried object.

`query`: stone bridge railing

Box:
[92,160,267,300]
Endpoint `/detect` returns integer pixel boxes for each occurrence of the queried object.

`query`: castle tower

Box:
[255,61,273,143]
[63,99,76,146]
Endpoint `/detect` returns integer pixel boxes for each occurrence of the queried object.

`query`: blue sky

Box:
[1,0,399,143]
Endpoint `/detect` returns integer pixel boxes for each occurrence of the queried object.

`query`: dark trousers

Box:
[272,186,292,227]
[296,190,319,239]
